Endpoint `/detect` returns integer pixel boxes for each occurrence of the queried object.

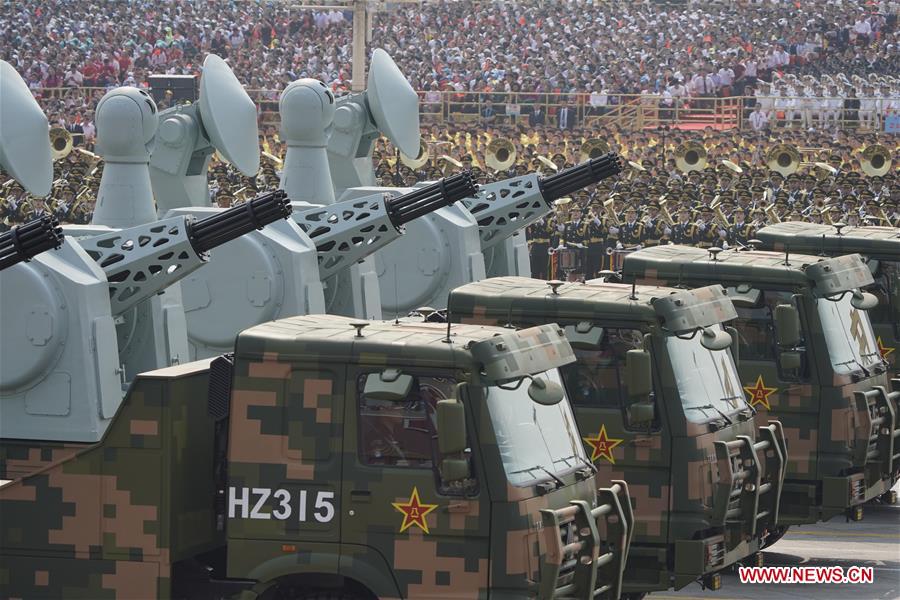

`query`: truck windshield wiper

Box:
[834,358,870,377]
[686,404,733,425]
[554,453,596,474]
[509,464,565,489]
[719,394,754,419]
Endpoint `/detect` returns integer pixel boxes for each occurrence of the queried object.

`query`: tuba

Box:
[49,126,73,161]
[580,138,610,162]
[485,138,516,172]
[765,143,801,176]
[859,144,892,177]
[400,140,430,170]
[674,141,707,172]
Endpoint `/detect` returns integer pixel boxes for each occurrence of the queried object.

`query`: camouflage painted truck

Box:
[0,315,633,600]
[757,222,900,380]
[620,245,900,529]
[447,277,787,594]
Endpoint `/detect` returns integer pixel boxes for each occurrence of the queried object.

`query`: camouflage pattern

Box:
[621,245,900,525]
[757,223,900,375]
[0,360,220,599]
[0,315,631,599]
[447,277,787,593]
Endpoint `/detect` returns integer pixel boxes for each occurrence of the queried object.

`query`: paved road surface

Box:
[658,484,900,600]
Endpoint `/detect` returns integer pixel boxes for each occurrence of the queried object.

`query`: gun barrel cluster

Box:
[0,215,64,271]
[386,172,478,227]
[539,153,623,202]
[189,190,292,254]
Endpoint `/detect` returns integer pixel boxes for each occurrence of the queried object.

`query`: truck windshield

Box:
[816,292,881,374]
[665,328,743,423]
[485,369,587,487]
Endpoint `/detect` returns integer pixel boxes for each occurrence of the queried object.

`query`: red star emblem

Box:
[743,375,777,410]
[877,337,895,360]
[392,486,438,534]
[583,424,624,464]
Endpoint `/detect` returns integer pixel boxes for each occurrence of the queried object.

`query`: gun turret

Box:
[80,190,292,315]
[0,215,64,271]
[462,153,622,251]
[295,173,477,280]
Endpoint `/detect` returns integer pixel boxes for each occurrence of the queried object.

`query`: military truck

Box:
[757,222,900,377]
[447,277,786,593]
[0,316,633,600]
[620,245,899,527]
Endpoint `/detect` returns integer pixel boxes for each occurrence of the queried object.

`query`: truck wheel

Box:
[762,525,789,548]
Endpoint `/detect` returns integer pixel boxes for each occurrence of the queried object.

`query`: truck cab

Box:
[0,315,631,600]
[447,277,786,593]
[757,222,900,376]
[622,245,899,524]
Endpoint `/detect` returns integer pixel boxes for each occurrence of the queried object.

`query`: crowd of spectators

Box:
[2,0,898,132]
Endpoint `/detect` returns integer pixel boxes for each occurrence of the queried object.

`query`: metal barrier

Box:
[30,87,898,133]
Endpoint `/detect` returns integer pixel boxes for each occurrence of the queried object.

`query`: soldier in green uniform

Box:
[695,204,722,249]
[585,199,608,278]
[726,205,756,248]
[617,205,646,248]
[527,217,553,279]
[670,205,698,245]
[642,199,670,247]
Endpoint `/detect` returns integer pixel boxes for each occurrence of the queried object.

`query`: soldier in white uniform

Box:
[825,83,843,130]
[859,84,877,130]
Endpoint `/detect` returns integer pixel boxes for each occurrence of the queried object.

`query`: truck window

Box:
[357,374,457,469]
[733,291,796,360]
[560,328,644,407]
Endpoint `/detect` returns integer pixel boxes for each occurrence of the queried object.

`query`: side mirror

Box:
[363,369,413,401]
[779,350,803,372]
[700,327,733,351]
[774,304,802,347]
[437,400,467,454]
[850,291,878,311]
[628,401,656,425]
[625,349,652,398]
[527,377,565,406]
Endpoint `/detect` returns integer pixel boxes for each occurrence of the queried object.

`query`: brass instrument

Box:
[657,198,676,227]
[603,198,621,226]
[765,143,801,176]
[720,159,743,174]
[261,151,284,167]
[537,155,559,173]
[714,206,731,230]
[485,138,516,172]
[674,141,707,173]
[400,140,430,170]
[49,127,73,161]
[859,144,892,177]
[580,138,610,162]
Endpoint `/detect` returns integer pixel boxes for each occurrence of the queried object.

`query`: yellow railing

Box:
[29,87,895,133]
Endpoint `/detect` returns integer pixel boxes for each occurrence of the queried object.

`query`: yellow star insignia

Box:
[744,375,777,410]
[877,337,895,360]
[583,424,624,464]
[392,486,439,534]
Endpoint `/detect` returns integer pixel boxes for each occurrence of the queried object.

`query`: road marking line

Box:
[786,531,900,539]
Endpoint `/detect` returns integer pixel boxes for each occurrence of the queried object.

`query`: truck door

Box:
[340,367,490,599]
[560,327,673,547]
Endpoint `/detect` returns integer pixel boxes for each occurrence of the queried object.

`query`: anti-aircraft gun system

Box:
[173,175,476,359]
[0,191,292,447]
[368,154,622,317]
[0,215,64,271]
[315,50,622,317]
[149,54,260,213]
